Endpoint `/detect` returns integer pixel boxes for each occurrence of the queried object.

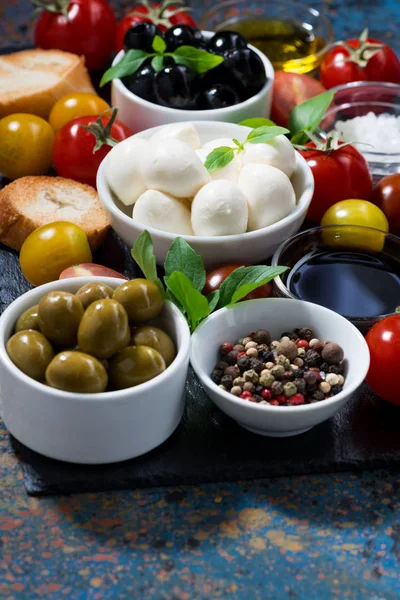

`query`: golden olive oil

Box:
[216,17,326,73]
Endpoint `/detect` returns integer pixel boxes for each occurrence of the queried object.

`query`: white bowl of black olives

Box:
[109,24,275,132]
[0,276,191,464]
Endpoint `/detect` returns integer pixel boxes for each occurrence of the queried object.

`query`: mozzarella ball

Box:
[238,163,296,231]
[149,122,201,150]
[191,180,248,236]
[196,148,241,183]
[105,137,148,206]
[132,190,194,235]
[241,135,296,178]
[140,139,210,198]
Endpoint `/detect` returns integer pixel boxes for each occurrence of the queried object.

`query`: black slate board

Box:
[1,222,400,496]
[9,377,400,496]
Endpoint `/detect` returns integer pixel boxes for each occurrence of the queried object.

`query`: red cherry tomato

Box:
[53,111,132,188]
[370,173,400,236]
[271,71,326,127]
[116,1,198,50]
[35,0,117,71]
[204,264,273,300]
[298,142,372,223]
[366,315,400,405]
[320,33,400,89]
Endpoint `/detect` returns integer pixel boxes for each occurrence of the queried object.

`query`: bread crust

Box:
[0,176,109,251]
[0,49,96,119]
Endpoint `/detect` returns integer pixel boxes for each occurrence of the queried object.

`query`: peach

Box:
[59,263,128,280]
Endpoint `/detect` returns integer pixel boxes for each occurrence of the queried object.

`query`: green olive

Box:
[38,291,84,347]
[113,279,164,323]
[15,305,40,332]
[78,298,130,359]
[7,330,54,381]
[108,345,166,390]
[132,326,176,366]
[75,282,114,309]
[46,351,108,393]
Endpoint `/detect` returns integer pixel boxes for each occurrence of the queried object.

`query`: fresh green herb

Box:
[204,125,289,173]
[218,265,288,307]
[172,46,224,74]
[131,231,164,296]
[166,272,210,333]
[207,290,220,312]
[246,125,290,145]
[151,55,164,72]
[239,117,276,128]
[288,91,335,142]
[164,237,206,292]
[204,146,235,173]
[152,34,166,54]
[101,41,223,87]
[100,50,149,86]
[130,232,287,333]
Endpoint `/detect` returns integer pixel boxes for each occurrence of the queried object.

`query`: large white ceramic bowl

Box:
[0,277,191,464]
[190,298,370,437]
[112,31,275,131]
[97,121,314,268]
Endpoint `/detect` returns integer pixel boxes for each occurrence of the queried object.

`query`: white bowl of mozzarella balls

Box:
[97,121,314,268]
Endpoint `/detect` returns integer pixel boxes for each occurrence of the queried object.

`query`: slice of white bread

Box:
[0,176,110,251]
[0,49,96,119]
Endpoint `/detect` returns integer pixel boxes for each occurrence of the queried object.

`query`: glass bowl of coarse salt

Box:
[320,81,400,183]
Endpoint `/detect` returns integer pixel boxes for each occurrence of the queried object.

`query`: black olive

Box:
[124,22,163,53]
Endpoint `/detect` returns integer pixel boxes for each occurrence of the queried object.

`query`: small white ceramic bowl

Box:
[112,31,275,132]
[0,277,191,464]
[190,298,370,437]
[97,121,314,268]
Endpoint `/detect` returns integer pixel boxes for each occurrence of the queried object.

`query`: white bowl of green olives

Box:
[111,30,275,132]
[0,277,191,464]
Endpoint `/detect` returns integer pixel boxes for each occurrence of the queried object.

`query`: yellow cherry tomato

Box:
[49,93,110,132]
[0,114,54,180]
[321,199,389,253]
[20,222,92,287]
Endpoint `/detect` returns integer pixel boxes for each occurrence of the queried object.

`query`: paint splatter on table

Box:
[1,1,400,598]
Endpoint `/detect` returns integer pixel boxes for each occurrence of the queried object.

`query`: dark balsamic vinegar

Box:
[288,249,400,317]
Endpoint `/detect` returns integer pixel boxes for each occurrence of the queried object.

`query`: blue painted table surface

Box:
[2,1,400,598]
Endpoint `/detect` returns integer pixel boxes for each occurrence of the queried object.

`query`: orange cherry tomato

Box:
[49,93,110,132]
[20,222,92,287]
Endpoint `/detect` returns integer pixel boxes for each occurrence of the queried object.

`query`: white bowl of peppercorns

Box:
[190,298,370,437]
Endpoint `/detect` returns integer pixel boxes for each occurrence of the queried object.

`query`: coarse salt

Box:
[334,112,400,154]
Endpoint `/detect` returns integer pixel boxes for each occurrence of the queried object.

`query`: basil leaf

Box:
[246,125,290,144]
[152,35,166,54]
[218,265,288,307]
[131,230,165,296]
[172,46,224,74]
[207,290,220,312]
[100,50,150,86]
[204,146,235,173]
[290,131,309,145]
[166,272,210,332]
[151,55,164,72]
[288,91,335,136]
[164,237,206,292]
[239,117,276,128]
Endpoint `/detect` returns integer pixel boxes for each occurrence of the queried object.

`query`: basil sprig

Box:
[101,35,224,86]
[288,91,335,145]
[204,125,289,173]
[132,231,287,333]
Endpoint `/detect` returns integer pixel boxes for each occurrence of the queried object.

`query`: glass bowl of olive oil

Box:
[200,0,334,74]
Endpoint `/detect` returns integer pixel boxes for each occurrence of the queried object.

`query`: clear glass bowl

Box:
[271,225,400,333]
[200,0,334,74]
[320,81,400,183]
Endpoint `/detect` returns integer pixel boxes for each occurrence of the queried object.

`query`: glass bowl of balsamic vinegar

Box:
[200,0,334,74]
[272,225,400,333]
